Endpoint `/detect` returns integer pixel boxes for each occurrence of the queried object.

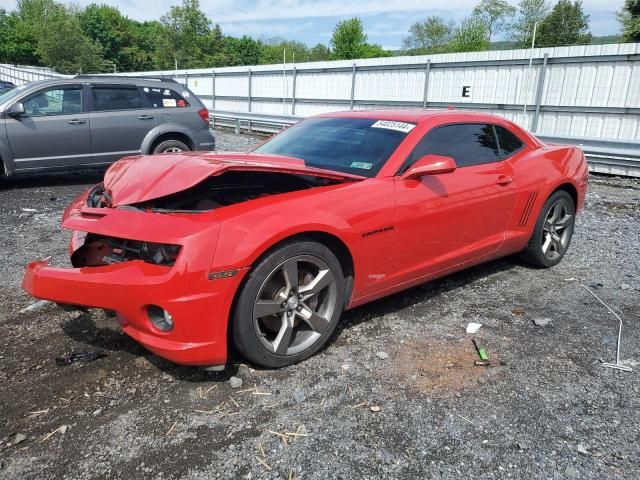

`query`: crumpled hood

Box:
[104,152,366,207]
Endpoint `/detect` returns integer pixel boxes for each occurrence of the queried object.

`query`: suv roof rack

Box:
[74,75,178,83]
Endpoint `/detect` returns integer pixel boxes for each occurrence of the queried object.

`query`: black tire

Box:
[520,190,575,268]
[232,240,345,368]
[152,139,190,154]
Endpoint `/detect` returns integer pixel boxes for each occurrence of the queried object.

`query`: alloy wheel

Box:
[541,198,573,261]
[253,255,338,356]
[164,147,183,153]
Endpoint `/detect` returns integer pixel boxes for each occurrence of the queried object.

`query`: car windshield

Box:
[254,117,414,177]
[0,86,21,104]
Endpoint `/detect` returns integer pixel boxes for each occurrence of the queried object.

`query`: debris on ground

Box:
[533,318,551,326]
[12,433,27,446]
[370,405,382,413]
[376,351,389,360]
[229,376,243,389]
[466,322,482,334]
[19,299,52,314]
[511,307,525,315]
[293,391,306,403]
[55,351,107,366]
[472,339,489,361]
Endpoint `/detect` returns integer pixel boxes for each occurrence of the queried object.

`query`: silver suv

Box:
[0,76,215,177]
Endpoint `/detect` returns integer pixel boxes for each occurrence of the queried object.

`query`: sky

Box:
[3,0,626,50]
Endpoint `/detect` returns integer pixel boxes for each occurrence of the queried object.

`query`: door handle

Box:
[496,175,513,186]
[68,119,86,125]
[138,115,154,120]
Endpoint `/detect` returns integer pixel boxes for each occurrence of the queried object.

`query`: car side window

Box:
[403,123,502,171]
[142,87,190,108]
[23,86,82,116]
[494,125,524,158]
[91,86,143,111]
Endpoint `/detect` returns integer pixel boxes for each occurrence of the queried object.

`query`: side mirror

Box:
[7,102,25,117]
[400,155,457,181]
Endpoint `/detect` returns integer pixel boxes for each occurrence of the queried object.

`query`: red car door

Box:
[391,123,518,286]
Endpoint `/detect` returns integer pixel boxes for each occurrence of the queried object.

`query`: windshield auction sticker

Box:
[371,120,416,133]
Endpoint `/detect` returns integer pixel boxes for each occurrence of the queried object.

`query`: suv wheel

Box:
[153,139,190,154]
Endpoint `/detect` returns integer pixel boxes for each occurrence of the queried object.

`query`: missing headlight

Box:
[71,234,181,267]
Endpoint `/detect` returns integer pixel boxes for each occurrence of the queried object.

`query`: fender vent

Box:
[518,192,538,227]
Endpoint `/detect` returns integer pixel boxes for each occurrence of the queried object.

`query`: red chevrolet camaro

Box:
[23,110,588,369]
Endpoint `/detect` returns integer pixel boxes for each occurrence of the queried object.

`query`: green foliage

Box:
[511,0,549,47]
[330,17,368,60]
[155,0,225,69]
[403,16,454,54]
[537,0,591,47]
[259,38,311,64]
[308,43,331,61]
[329,18,391,60]
[619,0,640,41]
[37,6,104,73]
[472,0,516,40]
[222,36,261,66]
[449,17,491,52]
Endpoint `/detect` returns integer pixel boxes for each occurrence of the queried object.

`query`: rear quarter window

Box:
[142,87,190,108]
[495,125,525,158]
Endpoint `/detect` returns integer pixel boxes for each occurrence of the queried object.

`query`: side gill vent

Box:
[518,191,538,227]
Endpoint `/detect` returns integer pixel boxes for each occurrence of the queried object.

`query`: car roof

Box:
[27,76,181,88]
[315,109,509,125]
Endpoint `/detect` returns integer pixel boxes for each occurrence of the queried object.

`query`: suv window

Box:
[142,87,190,108]
[495,125,524,158]
[91,86,142,111]
[23,86,82,116]
[404,123,501,170]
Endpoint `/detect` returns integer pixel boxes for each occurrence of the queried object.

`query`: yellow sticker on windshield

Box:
[371,120,415,133]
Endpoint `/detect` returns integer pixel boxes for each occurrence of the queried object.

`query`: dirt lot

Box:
[1,130,639,479]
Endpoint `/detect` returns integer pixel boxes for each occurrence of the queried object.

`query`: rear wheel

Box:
[520,190,575,268]
[232,241,345,368]
[152,139,190,154]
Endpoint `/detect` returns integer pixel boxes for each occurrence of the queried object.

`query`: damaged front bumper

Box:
[23,259,245,366]
[21,195,246,367]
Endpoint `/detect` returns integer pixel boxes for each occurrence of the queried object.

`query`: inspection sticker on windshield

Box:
[350,161,373,170]
[371,120,415,133]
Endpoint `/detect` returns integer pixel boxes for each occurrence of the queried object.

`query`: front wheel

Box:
[520,190,575,268]
[232,241,345,368]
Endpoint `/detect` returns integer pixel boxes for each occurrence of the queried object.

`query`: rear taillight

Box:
[198,108,209,124]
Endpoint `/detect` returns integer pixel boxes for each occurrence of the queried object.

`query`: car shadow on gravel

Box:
[60,311,240,383]
[335,256,521,338]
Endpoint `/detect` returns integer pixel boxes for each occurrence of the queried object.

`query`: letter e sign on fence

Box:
[462,84,471,99]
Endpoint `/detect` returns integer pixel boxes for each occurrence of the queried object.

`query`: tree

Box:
[360,43,393,58]
[155,0,225,69]
[472,0,516,41]
[308,43,331,61]
[537,0,591,47]
[403,16,453,54]
[330,17,368,59]
[511,0,549,47]
[37,7,104,73]
[78,4,132,70]
[619,0,640,42]
[223,35,261,66]
[449,17,490,52]
[258,38,310,64]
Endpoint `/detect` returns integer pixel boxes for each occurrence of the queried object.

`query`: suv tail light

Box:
[198,108,209,124]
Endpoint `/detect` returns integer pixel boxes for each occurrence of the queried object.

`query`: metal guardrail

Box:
[209,109,640,178]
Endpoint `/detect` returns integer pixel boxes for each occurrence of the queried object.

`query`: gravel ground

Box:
[0,129,639,479]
